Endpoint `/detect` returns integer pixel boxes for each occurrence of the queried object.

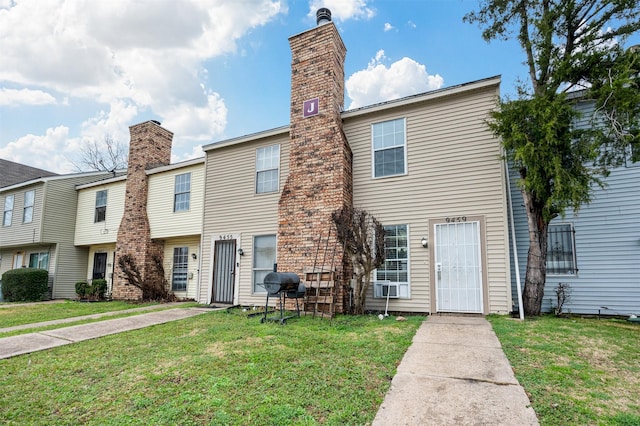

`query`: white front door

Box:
[434,221,483,313]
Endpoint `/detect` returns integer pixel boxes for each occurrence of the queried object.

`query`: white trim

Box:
[1,170,115,192]
[203,126,289,152]
[371,117,408,179]
[343,76,501,119]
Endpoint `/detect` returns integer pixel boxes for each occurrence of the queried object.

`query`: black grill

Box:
[259,272,305,324]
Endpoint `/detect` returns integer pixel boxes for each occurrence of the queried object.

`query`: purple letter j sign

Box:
[303,97,319,118]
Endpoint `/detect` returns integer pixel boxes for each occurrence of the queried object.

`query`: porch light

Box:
[191,253,197,260]
[421,237,428,248]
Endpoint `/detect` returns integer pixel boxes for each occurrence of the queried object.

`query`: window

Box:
[372,118,406,178]
[256,145,280,193]
[3,195,14,226]
[253,235,276,293]
[547,224,577,275]
[174,173,191,212]
[23,190,34,223]
[29,252,49,270]
[171,247,189,291]
[94,190,107,223]
[376,224,410,298]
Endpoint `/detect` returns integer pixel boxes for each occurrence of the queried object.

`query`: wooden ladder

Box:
[303,267,336,319]
[302,233,339,319]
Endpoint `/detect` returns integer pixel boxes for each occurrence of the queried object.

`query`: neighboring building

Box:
[74,121,204,300]
[197,11,513,314]
[0,171,112,298]
[508,98,640,316]
[0,159,57,188]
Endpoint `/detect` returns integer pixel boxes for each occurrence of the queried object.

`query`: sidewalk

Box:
[372,315,539,425]
[0,305,217,359]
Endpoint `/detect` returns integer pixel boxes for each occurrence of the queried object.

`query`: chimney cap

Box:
[316,8,331,25]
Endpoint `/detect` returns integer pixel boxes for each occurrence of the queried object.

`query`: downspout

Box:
[505,159,525,320]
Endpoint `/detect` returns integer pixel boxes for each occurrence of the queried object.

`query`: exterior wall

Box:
[347,79,511,314]
[75,179,125,246]
[148,162,204,239]
[278,21,352,311]
[0,172,110,299]
[0,182,44,246]
[162,236,200,300]
[509,101,640,315]
[113,121,173,300]
[199,131,290,305]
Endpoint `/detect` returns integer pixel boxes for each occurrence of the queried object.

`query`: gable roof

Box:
[0,158,58,188]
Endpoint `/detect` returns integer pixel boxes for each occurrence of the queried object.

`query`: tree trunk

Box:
[522,189,549,316]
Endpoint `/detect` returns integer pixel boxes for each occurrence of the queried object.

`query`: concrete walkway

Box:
[372,315,539,425]
[0,305,216,359]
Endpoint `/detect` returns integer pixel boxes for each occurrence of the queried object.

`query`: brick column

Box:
[278,17,353,312]
[112,121,173,300]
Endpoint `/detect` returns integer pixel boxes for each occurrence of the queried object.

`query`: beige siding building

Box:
[196,14,512,315]
[199,129,289,306]
[75,157,204,300]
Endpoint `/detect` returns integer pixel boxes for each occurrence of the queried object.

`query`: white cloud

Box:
[0,126,78,173]
[346,50,444,109]
[384,22,394,32]
[0,88,57,106]
[0,0,285,171]
[308,0,375,22]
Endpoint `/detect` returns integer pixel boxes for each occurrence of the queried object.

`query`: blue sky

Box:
[1,0,637,174]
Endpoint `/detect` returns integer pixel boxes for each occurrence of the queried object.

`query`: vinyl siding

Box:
[0,173,110,299]
[162,237,201,300]
[0,183,44,246]
[75,181,125,246]
[198,132,289,304]
[42,177,98,298]
[347,82,511,314]
[509,99,640,315]
[148,163,204,239]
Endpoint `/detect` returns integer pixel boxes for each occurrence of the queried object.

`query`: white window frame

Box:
[174,173,191,212]
[255,144,280,194]
[547,223,578,276]
[252,234,276,293]
[23,190,34,223]
[3,194,14,227]
[29,252,49,270]
[375,224,410,298]
[94,190,107,223]
[371,118,407,178]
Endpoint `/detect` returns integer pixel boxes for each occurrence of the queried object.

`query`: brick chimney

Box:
[113,120,173,300]
[277,9,353,311]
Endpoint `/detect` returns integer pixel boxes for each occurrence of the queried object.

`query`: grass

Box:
[0,300,160,328]
[0,309,422,425]
[0,300,202,337]
[488,315,640,426]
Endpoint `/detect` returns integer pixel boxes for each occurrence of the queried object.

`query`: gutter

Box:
[505,159,525,320]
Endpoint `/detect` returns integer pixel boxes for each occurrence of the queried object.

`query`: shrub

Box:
[1,268,49,302]
[90,279,108,300]
[75,281,90,299]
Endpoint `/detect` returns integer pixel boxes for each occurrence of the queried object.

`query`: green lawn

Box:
[3,304,637,425]
[488,315,640,426]
[0,309,422,425]
[0,300,160,329]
